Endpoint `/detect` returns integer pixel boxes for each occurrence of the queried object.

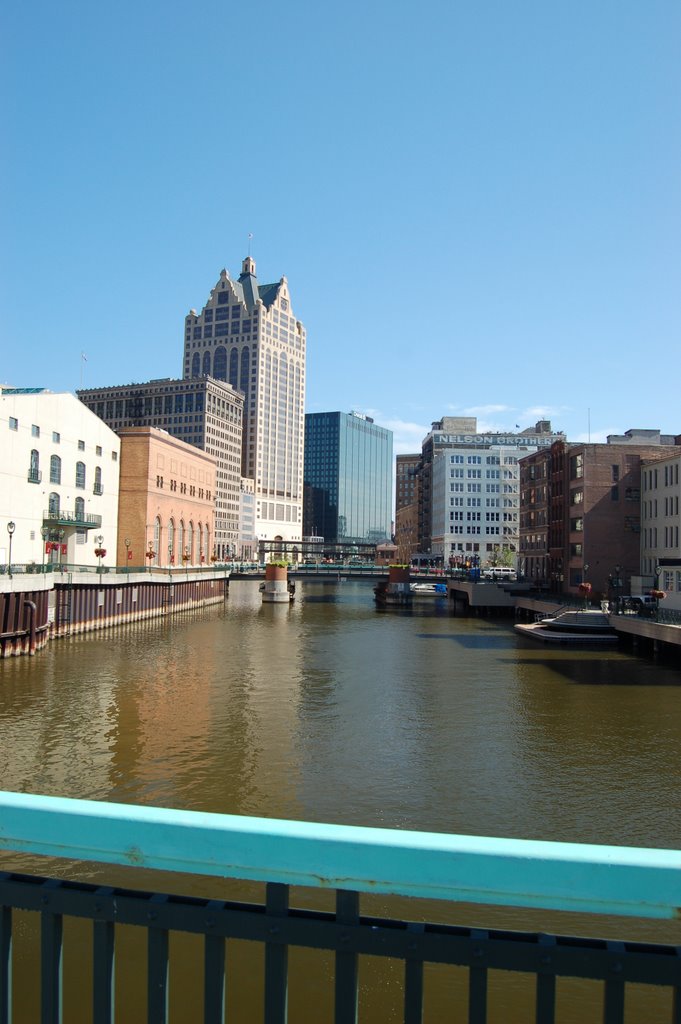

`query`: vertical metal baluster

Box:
[468,929,488,1024]
[204,900,226,1024]
[403,922,424,1024]
[93,918,115,1024]
[603,942,626,1024]
[265,883,289,1024]
[0,905,11,1024]
[535,934,556,1024]
[334,890,359,1024]
[147,895,169,1024]
[41,899,63,1024]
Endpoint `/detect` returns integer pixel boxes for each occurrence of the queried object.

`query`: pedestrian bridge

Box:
[1,792,679,1022]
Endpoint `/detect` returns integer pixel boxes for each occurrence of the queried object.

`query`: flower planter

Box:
[265,565,288,582]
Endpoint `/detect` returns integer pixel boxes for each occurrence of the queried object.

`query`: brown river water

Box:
[1,580,680,1022]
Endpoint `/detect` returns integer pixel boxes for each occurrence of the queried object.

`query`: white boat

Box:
[514,609,618,645]
[410,582,447,596]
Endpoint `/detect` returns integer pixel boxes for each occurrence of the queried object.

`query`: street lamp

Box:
[41,525,49,573]
[124,537,131,569]
[94,534,105,581]
[168,542,173,580]
[7,521,15,580]
[57,528,65,572]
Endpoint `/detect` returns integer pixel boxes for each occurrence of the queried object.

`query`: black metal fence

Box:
[1,871,679,1024]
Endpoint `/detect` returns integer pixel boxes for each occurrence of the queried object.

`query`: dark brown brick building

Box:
[519,431,681,598]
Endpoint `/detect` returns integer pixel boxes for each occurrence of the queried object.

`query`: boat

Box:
[410,582,447,596]
[514,609,618,645]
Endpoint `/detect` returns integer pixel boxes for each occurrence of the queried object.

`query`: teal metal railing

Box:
[1,792,680,1023]
[1,791,680,918]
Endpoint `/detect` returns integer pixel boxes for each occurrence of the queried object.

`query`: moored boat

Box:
[514,609,618,645]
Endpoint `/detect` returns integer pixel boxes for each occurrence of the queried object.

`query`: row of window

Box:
[8,419,114,459]
[29,452,103,490]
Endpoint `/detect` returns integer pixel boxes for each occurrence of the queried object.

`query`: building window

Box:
[96,445,102,457]
[75,497,85,521]
[75,461,86,489]
[48,492,60,515]
[52,431,60,443]
[9,417,18,431]
[50,454,62,484]
[28,449,41,483]
[112,451,118,461]
[78,440,85,451]
[94,466,103,495]
[31,424,40,437]
[570,454,584,479]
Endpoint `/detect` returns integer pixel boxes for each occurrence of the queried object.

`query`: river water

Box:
[1,580,680,1022]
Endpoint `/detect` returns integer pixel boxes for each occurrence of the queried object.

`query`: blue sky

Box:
[2,1,679,453]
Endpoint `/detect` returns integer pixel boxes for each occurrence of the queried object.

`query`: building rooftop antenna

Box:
[248,232,253,257]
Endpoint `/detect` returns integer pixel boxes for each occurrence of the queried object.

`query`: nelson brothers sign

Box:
[433,433,561,447]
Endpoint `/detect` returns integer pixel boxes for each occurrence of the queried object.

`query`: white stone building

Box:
[0,388,120,568]
[431,445,522,566]
[429,423,563,568]
[640,450,681,606]
[183,256,305,547]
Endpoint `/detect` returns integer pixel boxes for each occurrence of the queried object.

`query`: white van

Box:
[482,567,517,581]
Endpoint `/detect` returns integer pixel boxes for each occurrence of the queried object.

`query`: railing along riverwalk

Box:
[0,792,680,1023]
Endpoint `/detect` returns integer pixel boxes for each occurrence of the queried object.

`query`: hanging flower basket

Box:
[649,589,666,600]
[94,548,106,558]
[578,582,592,595]
[145,550,156,560]
[182,554,191,563]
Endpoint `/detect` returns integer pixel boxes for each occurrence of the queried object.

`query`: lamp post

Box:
[168,542,172,580]
[7,521,15,580]
[41,525,49,573]
[57,528,65,572]
[146,540,155,573]
[124,537,131,570]
[94,533,104,581]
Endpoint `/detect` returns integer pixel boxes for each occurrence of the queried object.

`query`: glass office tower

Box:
[304,411,393,545]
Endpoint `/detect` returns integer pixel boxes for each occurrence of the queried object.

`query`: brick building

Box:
[519,430,681,597]
[116,427,216,567]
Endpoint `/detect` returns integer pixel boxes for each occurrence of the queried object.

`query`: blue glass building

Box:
[304,412,393,546]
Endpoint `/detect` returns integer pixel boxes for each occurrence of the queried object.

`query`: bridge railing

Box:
[1,792,679,1023]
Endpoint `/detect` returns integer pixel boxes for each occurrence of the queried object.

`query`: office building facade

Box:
[303,412,393,547]
[77,376,243,557]
[422,418,564,565]
[182,257,305,547]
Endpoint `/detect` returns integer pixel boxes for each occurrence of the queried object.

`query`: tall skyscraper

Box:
[303,411,393,549]
[183,257,305,548]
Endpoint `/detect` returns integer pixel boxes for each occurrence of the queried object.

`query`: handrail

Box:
[0,791,679,920]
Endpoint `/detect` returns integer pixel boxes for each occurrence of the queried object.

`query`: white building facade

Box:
[431,444,523,566]
[0,388,120,568]
[429,425,563,568]
[640,452,681,604]
[183,257,305,546]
